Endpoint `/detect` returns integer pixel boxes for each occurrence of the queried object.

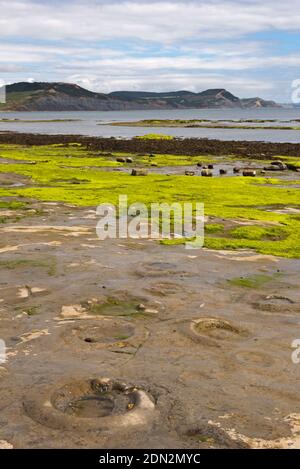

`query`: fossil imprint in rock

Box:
[61,317,149,353]
[178,317,249,347]
[23,378,157,433]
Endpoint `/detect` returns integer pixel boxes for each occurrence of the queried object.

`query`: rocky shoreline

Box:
[1,131,300,158]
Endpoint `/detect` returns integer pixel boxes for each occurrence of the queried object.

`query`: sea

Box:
[0,108,300,143]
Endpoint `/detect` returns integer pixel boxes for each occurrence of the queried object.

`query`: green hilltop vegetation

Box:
[0,82,280,111]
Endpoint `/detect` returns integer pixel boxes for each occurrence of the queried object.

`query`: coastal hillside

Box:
[0,82,280,111]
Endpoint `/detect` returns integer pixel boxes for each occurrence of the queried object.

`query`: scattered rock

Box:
[30,287,48,296]
[271,160,286,168]
[208,164,214,169]
[17,286,31,299]
[233,166,241,173]
[185,170,195,176]
[69,178,85,184]
[126,157,133,163]
[18,329,50,345]
[197,162,202,167]
[201,169,213,177]
[144,308,159,315]
[219,169,227,175]
[264,161,287,171]
[264,165,280,171]
[243,170,256,177]
[131,169,148,176]
[116,157,126,163]
[0,366,8,378]
[60,304,87,319]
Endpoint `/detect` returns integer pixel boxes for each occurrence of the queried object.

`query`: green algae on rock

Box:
[0,143,299,258]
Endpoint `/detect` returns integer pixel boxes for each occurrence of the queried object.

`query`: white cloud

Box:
[0,43,123,63]
[61,54,300,74]
[0,0,299,100]
[0,64,23,72]
[0,0,300,42]
[67,72,274,96]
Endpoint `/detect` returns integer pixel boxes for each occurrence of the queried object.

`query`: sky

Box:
[0,0,300,101]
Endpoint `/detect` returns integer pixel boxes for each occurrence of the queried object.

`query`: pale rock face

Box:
[60,304,87,318]
[0,440,13,449]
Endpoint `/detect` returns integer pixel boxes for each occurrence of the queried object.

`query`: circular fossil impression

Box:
[146,281,183,296]
[23,378,156,432]
[61,318,145,351]
[182,423,249,449]
[234,350,275,367]
[136,261,185,278]
[82,293,151,318]
[180,317,248,347]
[252,295,298,313]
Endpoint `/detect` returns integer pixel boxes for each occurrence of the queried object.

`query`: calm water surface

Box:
[1,108,300,142]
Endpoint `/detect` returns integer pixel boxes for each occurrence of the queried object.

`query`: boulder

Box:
[208,164,214,169]
[197,162,202,167]
[185,170,195,176]
[243,170,256,177]
[201,169,213,177]
[116,157,126,163]
[264,165,282,171]
[131,169,148,176]
[126,157,133,163]
[219,169,227,175]
[264,160,287,171]
[233,166,241,173]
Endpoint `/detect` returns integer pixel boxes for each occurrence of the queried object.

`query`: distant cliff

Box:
[0,82,280,111]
